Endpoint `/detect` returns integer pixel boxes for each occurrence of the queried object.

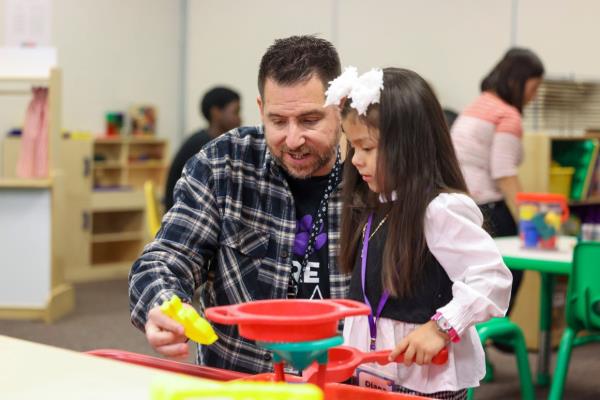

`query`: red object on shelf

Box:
[516,192,570,222]
[206,299,370,342]
[86,349,249,381]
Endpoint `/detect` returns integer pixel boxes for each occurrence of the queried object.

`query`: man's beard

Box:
[269,143,337,179]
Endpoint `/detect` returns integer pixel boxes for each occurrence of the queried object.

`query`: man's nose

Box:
[285,122,305,149]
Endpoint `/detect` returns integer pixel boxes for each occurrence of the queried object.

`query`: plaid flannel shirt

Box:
[129,125,350,373]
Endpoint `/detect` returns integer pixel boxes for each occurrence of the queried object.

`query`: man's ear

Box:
[210,106,222,122]
[256,95,264,116]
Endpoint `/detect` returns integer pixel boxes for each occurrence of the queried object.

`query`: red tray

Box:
[206,299,370,342]
[86,349,249,381]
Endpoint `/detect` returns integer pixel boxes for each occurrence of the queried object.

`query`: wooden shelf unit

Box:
[60,135,167,282]
[513,131,600,349]
[519,132,600,202]
[0,69,76,322]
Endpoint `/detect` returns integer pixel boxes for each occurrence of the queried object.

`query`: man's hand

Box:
[388,320,448,366]
[145,305,190,361]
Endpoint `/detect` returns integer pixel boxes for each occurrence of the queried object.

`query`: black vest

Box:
[347,220,453,324]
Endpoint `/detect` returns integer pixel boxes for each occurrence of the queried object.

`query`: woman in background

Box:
[451,48,544,314]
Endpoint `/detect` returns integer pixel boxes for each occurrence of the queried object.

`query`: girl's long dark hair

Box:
[339,68,468,298]
[480,47,544,113]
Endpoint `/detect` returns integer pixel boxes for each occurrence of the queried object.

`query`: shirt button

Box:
[281,251,289,259]
[263,352,272,361]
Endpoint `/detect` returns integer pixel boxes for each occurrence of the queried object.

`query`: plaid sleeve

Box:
[128,153,221,331]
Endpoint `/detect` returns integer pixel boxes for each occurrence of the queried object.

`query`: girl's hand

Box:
[388,320,448,366]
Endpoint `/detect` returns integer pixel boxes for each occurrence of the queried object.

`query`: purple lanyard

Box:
[361,213,390,351]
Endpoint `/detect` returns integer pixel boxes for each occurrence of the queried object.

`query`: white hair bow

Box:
[324,66,384,115]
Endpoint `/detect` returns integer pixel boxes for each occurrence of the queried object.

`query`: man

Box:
[164,87,241,211]
[129,35,350,374]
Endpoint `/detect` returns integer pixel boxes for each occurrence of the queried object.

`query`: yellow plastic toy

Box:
[545,211,562,231]
[160,295,218,345]
[151,375,323,400]
[519,204,538,221]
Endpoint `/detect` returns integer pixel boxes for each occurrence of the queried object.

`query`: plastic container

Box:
[516,192,569,250]
[205,299,370,342]
[549,166,575,198]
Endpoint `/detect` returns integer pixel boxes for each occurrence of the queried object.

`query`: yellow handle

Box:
[160,295,218,345]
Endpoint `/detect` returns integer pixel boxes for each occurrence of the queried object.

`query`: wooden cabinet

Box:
[61,136,167,282]
[518,132,600,204]
[0,69,76,322]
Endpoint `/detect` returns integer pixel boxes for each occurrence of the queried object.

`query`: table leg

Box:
[537,272,554,386]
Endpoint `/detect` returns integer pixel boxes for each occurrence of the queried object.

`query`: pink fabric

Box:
[17,87,49,178]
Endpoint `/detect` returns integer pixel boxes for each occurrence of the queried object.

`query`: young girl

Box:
[325,67,512,399]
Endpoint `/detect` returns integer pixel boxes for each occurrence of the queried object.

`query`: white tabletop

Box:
[494,236,576,264]
[0,335,197,399]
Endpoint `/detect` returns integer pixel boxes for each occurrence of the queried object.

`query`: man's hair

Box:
[200,87,240,122]
[258,35,341,97]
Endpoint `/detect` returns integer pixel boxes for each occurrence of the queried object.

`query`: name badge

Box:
[356,367,395,392]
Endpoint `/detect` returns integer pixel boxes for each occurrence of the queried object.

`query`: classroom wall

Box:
[336,0,513,116]
[0,0,181,143]
[2,1,600,154]
[517,0,600,80]
[184,0,600,136]
[184,0,513,132]
[185,0,336,136]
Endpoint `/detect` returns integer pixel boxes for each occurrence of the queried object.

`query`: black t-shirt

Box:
[164,129,214,211]
[285,173,331,300]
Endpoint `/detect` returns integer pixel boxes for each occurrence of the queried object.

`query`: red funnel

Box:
[206,299,370,342]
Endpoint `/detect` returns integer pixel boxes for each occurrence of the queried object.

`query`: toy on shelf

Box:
[160,295,218,345]
[130,104,156,136]
[105,112,124,136]
[517,192,569,250]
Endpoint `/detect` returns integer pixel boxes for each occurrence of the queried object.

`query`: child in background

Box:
[325,67,512,399]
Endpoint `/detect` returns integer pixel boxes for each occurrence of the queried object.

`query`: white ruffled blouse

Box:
[343,192,512,393]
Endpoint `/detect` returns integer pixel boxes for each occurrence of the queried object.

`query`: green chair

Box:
[467,317,534,400]
[549,242,600,400]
